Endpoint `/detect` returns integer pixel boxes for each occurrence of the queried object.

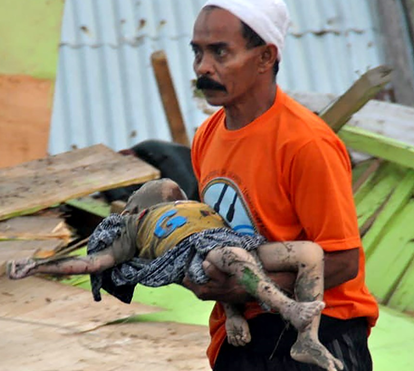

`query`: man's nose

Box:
[194,53,214,76]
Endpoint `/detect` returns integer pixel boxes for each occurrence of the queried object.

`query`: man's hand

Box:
[182,261,297,303]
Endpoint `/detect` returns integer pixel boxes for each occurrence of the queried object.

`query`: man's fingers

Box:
[202,260,228,281]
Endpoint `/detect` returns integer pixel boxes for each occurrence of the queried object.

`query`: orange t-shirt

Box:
[192,87,379,367]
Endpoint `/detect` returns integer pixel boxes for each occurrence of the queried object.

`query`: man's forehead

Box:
[192,7,244,44]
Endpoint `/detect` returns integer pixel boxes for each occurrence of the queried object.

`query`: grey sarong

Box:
[88,214,266,303]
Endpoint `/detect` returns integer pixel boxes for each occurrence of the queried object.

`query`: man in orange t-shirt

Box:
[185,1,379,370]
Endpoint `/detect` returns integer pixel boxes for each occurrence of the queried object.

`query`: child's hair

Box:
[122,178,188,215]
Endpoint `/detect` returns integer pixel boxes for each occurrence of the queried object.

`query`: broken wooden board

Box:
[319,65,392,132]
[0,276,160,332]
[0,214,73,242]
[338,126,414,170]
[360,169,414,257]
[353,161,414,304]
[354,162,404,227]
[365,201,414,303]
[0,144,160,221]
[0,240,65,276]
[388,256,414,315]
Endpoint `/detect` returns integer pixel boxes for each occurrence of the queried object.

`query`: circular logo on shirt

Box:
[202,178,257,235]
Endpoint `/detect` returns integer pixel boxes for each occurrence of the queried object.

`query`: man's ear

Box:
[258,44,278,74]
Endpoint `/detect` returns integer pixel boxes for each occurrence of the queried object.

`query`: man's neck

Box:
[224,85,277,131]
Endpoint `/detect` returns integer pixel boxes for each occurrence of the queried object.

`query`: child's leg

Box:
[221,302,251,347]
[7,248,116,280]
[205,246,324,331]
[257,241,343,371]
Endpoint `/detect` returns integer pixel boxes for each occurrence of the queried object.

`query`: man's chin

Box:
[202,90,228,106]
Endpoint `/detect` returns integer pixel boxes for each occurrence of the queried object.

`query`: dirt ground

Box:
[0,74,52,169]
[0,277,211,371]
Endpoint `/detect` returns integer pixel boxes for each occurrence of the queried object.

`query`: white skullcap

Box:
[203,0,290,61]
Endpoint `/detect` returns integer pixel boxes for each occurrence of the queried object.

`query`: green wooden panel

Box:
[365,200,414,303]
[65,197,110,218]
[339,126,414,170]
[354,162,400,206]
[362,170,414,257]
[354,164,403,228]
[388,253,414,314]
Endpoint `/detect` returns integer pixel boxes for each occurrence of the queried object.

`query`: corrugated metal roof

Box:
[50,0,385,155]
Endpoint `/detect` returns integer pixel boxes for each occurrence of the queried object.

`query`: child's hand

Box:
[6,258,37,280]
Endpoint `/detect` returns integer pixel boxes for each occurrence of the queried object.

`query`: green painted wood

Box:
[362,170,414,257]
[365,200,414,303]
[339,126,414,170]
[354,164,403,228]
[354,162,397,206]
[352,159,378,189]
[65,197,110,218]
[388,252,414,314]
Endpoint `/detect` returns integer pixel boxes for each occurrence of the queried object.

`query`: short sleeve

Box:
[191,129,201,182]
[289,138,361,252]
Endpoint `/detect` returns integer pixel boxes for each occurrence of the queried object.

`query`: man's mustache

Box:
[196,76,227,92]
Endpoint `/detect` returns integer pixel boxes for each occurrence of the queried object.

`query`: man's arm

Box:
[182,248,359,303]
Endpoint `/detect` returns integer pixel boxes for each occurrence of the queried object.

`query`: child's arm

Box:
[7,248,116,280]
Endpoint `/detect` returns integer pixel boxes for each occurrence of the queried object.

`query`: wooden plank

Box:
[319,65,393,132]
[151,51,190,147]
[0,215,72,242]
[0,240,64,276]
[388,255,414,314]
[365,200,414,303]
[352,158,383,194]
[338,126,414,170]
[353,161,391,205]
[0,276,159,332]
[362,170,414,257]
[0,144,160,221]
[354,163,403,227]
[0,310,209,371]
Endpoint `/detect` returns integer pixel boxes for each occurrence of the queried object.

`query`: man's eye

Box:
[216,48,227,57]
[192,48,202,61]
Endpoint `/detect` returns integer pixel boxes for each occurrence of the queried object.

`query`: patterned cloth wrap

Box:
[88,214,266,303]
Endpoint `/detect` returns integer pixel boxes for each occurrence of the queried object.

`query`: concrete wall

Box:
[0,0,64,79]
[0,0,64,168]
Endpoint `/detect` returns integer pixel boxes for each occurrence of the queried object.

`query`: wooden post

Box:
[376,0,414,107]
[319,65,392,133]
[151,50,190,147]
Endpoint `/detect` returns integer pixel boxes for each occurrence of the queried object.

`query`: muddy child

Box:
[8,179,343,371]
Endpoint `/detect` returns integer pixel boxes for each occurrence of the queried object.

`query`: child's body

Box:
[8,179,343,371]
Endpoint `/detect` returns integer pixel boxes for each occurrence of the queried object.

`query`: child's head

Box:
[122,178,188,215]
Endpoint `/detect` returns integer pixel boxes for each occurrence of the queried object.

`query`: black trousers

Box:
[213,313,373,371]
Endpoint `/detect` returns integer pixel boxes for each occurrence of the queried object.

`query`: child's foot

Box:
[281,301,325,331]
[7,258,37,279]
[291,337,344,371]
[225,313,251,347]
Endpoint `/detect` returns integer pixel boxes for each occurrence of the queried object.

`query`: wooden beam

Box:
[338,125,414,169]
[376,0,414,106]
[319,65,392,132]
[151,51,190,147]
